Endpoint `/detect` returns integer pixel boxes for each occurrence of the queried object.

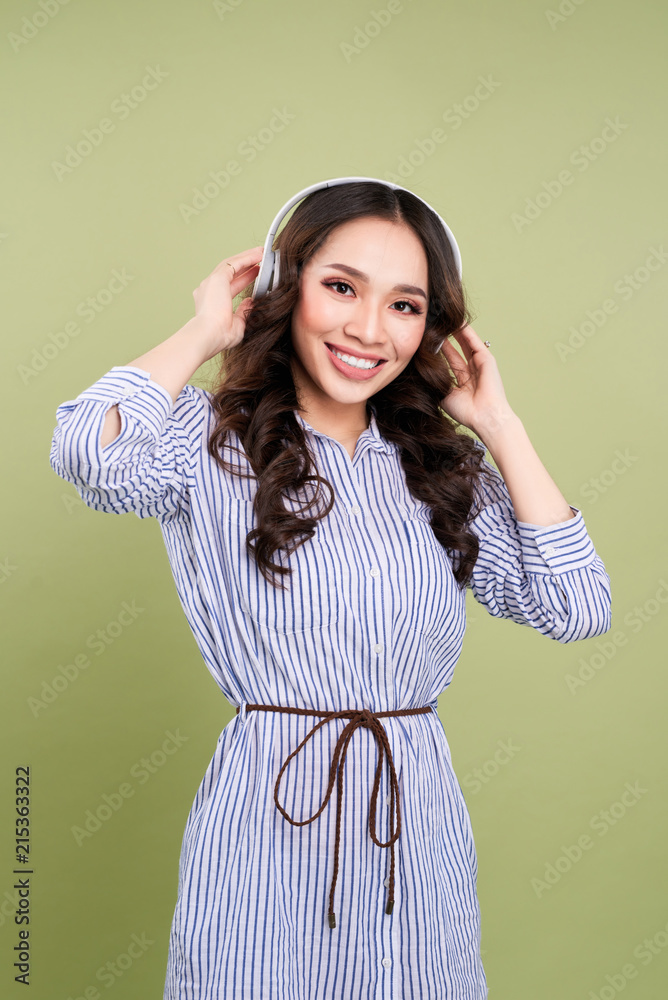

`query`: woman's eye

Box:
[392,300,422,315]
[323,279,353,295]
[322,280,422,315]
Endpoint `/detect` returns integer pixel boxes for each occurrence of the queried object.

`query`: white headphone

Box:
[251,176,462,355]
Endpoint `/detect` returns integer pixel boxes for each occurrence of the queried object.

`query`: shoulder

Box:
[173,382,214,420]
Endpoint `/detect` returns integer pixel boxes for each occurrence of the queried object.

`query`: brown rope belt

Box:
[235,702,433,929]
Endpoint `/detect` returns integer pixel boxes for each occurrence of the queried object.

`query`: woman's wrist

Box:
[181,314,227,363]
[471,405,522,448]
[474,409,575,526]
[123,315,224,404]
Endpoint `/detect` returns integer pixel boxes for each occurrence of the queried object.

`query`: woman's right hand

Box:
[192,245,265,357]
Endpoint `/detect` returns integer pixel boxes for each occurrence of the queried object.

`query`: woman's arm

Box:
[465,449,611,642]
[472,409,574,527]
[100,314,218,447]
[100,245,264,448]
[440,324,578,526]
[439,323,611,641]
[50,247,264,519]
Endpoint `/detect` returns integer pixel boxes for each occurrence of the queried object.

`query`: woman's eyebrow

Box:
[321,262,427,300]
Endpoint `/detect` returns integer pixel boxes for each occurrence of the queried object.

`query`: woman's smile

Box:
[324,342,389,380]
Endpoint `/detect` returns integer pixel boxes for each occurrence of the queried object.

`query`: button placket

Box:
[347,499,387,662]
[347,500,386,662]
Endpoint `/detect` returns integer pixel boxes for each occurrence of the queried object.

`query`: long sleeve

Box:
[49,365,208,523]
[467,450,612,643]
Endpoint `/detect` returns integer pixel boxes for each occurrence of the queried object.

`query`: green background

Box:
[2,0,667,996]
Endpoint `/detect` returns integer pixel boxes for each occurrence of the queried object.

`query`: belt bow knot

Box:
[236,702,433,928]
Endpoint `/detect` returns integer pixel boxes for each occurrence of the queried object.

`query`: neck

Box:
[297,402,371,438]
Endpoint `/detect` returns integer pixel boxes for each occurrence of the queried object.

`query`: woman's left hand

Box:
[438,324,516,439]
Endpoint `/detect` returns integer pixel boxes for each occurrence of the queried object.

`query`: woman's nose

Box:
[343,300,384,343]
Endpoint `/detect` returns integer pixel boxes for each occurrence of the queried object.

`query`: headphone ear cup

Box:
[252,249,275,299]
[272,248,281,291]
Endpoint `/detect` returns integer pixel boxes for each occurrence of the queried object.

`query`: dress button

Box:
[545,546,556,557]
[119,386,135,397]
[370,567,380,577]
[382,957,391,968]
[350,505,361,515]
[386,794,391,805]
[384,876,390,887]
[373,643,383,653]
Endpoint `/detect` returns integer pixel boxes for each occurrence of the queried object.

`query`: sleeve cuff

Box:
[74,365,175,442]
[515,506,598,574]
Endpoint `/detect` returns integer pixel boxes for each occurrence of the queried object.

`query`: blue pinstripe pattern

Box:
[49,365,612,999]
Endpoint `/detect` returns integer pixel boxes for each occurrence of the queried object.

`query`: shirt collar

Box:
[294,408,396,455]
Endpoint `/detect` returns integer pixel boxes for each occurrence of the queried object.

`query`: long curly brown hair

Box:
[205,181,496,591]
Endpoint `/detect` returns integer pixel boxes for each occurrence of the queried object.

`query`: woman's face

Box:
[290,216,429,417]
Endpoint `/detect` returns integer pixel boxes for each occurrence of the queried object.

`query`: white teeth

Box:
[330,347,380,369]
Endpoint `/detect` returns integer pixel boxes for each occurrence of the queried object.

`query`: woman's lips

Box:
[325,343,388,381]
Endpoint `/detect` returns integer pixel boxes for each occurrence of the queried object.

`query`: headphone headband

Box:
[251,176,462,354]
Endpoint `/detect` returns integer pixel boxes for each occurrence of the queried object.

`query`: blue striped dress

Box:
[49,364,612,1000]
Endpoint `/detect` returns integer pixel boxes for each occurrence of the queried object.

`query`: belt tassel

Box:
[236,703,432,929]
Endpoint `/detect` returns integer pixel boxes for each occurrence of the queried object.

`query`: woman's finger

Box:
[442,335,471,368]
[440,339,471,385]
[215,246,264,275]
[452,323,492,363]
[220,260,262,296]
[449,326,476,364]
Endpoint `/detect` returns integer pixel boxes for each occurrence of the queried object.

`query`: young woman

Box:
[50,180,611,999]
